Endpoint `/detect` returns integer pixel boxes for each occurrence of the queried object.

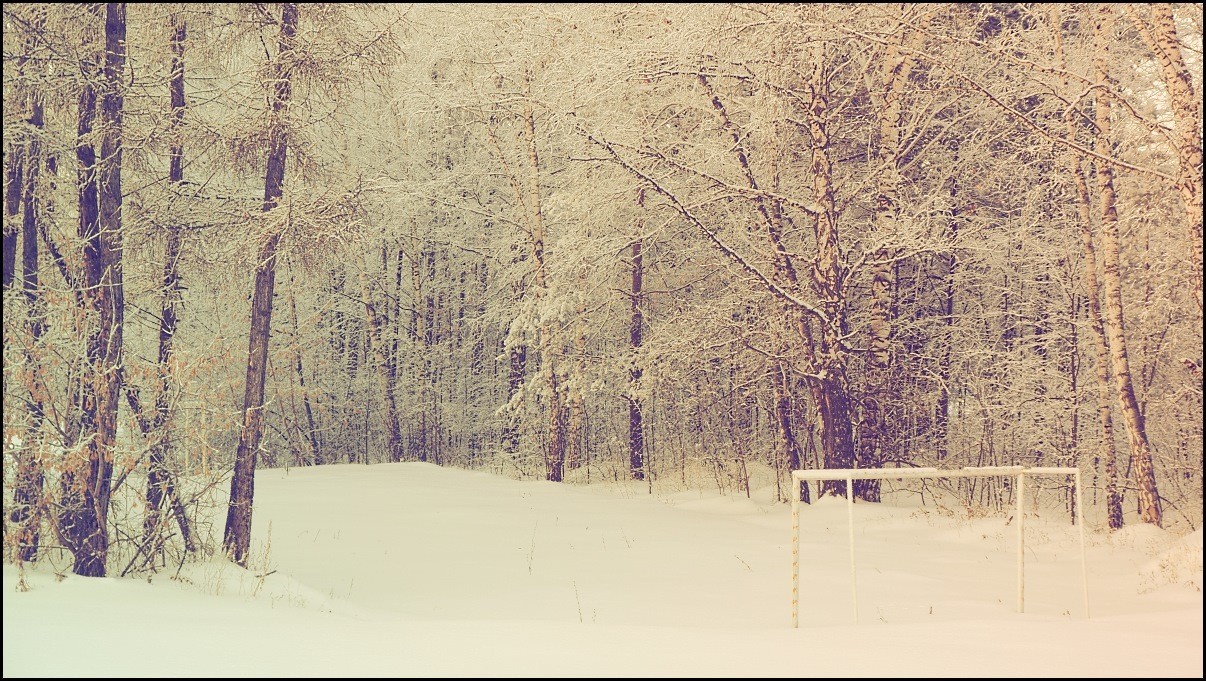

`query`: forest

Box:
[2,3,1202,578]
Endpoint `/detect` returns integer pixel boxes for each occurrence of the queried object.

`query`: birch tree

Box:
[1092,5,1162,527]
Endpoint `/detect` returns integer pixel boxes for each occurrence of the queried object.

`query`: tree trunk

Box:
[61,3,125,577]
[771,362,807,503]
[1126,3,1204,313]
[362,272,404,462]
[1093,5,1161,527]
[408,248,428,461]
[1051,9,1122,529]
[1079,132,1128,522]
[696,71,822,499]
[545,371,566,483]
[1080,156,1123,528]
[935,145,958,463]
[145,13,189,553]
[124,383,195,555]
[288,268,320,464]
[628,234,646,480]
[566,267,588,472]
[515,69,566,483]
[11,86,46,563]
[422,247,437,462]
[224,3,298,566]
[856,18,923,502]
[3,143,22,290]
[504,344,526,455]
[806,45,856,497]
[60,24,101,562]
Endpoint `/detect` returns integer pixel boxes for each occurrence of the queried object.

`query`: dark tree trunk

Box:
[146,13,189,553]
[545,375,566,482]
[61,3,125,577]
[935,142,960,462]
[125,385,195,555]
[288,270,320,464]
[772,364,808,503]
[628,237,645,480]
[3,145,22,290]
[408,245,432,463]
[806,47,856,498]
[363,275,404,462]
[59,15,101,577]
[817,368,856,497]
[11,88,46,562]
[224,3,298,566]
[854,396,884,502]
[504,345,526,454]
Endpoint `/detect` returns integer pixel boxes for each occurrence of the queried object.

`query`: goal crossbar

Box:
[789,466,1090,626]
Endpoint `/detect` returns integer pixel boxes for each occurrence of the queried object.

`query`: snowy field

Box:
[4,462,1202,677]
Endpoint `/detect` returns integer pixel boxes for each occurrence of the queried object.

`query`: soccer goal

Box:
[789,465,1090,627]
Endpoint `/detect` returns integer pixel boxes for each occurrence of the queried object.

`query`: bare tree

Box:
[1050,6,1123,528]
[59,2,126,577]
[1092,5,1162,527]
[1123,3,1203,314]
[224,2,299,566]
[9,51,48,563]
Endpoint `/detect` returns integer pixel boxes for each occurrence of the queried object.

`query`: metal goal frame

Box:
[790,465,1090,626]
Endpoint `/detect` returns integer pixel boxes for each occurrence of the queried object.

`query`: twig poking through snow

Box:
[527,521,538,575]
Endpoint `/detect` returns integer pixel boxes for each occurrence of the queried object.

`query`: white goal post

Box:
[790,466,1090,627]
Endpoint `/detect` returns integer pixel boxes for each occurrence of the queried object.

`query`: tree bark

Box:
[1125,3,1203,313]
[224,3,298,566]
[1,37,27,289]
[11,84,46,563]
[771,362,807,502]
[628,232,646,481]
[124,383,195,554]
[935,141,959,463]
[3,143,22,290]
[145,12,189,552]
[61,3,125,577]
[287,268,320,464]
[856,15,924,502]
[362,272,404,463]
[1051,9,1122,529]
[806,45,856,496]
[1093,5,1161,527]
[516,69,566,482]
[566,266,589,472]
[696,71,820,498]
[504,344,526,455]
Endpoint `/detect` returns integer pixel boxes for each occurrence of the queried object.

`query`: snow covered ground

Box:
[4,462,1202,677]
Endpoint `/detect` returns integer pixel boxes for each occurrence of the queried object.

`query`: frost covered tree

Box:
[222,3,399,564]
[222,1,299,567]
[3,3,1202,572]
